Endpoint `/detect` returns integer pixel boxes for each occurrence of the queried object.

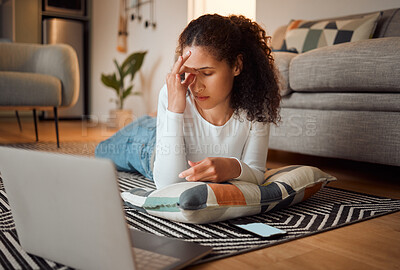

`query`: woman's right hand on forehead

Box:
[166,51,196,114]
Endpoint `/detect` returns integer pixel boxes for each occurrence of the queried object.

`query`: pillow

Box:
[121,165,336,224]
[280,12,381,53]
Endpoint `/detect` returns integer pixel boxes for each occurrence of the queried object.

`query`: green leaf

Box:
[122,85,133,100]
[101,51,147,110]
[101,73,120,93]
[122,51,147,81]
[113,59,125,89]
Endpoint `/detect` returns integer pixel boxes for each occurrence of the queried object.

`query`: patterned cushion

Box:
[121,165,336,224]
[280,12,381,53]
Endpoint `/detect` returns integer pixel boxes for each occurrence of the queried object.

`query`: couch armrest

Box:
[289,37,400,93]
[0,43,79,108]
[272,51,297,96]
[34,44,79,108]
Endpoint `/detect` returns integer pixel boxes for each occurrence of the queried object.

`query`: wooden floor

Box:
[1,117,399,270]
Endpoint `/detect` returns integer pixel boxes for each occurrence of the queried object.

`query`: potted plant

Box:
[101,51,147,128]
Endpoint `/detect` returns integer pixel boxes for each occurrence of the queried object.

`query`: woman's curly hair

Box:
[177,14,281,124]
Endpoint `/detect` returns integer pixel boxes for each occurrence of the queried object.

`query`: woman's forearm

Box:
[153,109,188,189]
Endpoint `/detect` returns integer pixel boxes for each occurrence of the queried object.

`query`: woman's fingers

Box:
[166,51,194,114]
[179,158,240,183]
[175,74,182,88]
[179,160,207,180]
[181,73,196,87]
[188,160,202,167]
[179,65,197,75]
[186,167,216,182]
[171,50,191,74]
[179,159,219,182]
[168,51,197,89]
[171,56,183,74]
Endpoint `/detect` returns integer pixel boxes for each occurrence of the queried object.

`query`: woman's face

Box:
[182,46,241,112]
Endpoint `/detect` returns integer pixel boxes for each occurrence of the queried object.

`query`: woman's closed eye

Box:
[202,72,213,76]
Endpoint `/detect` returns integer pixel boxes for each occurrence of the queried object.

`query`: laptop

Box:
[0,147,212,270]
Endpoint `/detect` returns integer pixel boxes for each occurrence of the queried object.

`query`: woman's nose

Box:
[189,76,204,93]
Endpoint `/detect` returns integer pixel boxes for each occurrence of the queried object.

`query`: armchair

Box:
[0,42,79,147]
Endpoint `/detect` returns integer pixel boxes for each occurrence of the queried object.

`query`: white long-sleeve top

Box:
[153,84,270,189]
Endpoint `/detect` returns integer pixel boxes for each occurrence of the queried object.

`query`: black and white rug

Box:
[0,142,97,157]
[0,143,399,269]
[118,172,400,264]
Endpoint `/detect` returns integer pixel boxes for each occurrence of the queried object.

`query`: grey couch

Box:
[0,42,79,147]
[270,8,400,166]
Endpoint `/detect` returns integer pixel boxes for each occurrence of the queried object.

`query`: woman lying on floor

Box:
[95,14,281,189]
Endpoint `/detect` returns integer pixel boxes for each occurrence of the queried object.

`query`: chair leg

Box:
[33,109,39,142]
[54,107,60,148]
[15,111,22,132]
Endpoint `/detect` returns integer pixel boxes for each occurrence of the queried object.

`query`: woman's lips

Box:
[195,96,209,101]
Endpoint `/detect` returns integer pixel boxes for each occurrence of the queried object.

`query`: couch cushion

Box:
[0,71,61,107]
[273,52,297,96]
[289,37,400,93]
[281,92,400,112]
[121,165,336,224]
[281,12,380,53]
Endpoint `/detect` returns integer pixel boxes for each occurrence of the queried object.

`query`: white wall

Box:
[91,0,187,121]
[256,0,400,36]
[188,0,256,21]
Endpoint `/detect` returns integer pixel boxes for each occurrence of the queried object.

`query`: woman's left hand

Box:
[178,157,241,183]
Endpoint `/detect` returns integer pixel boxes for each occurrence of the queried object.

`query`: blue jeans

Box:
[95,115,156,180]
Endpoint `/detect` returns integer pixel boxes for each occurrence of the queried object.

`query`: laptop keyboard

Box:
[133,247,180,270]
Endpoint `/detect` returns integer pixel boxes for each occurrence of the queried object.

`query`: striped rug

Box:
[118,172,400,264]
[0,143,399,269]
[0,142,97,157]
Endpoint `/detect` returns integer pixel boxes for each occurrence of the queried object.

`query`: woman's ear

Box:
[233,54,243,76]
